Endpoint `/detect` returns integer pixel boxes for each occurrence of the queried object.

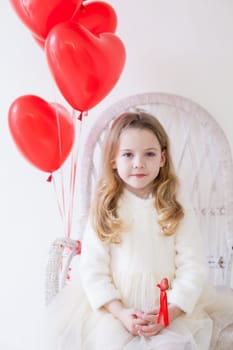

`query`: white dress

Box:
[43,190,233,350]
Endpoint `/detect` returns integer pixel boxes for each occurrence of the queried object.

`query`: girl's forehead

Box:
[118,128,161,147]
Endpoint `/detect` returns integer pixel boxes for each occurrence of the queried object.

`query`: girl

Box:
[46,112,232,350]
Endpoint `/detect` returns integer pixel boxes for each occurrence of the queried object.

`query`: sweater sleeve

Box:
[79,220,121,310]
[167,206,208,314]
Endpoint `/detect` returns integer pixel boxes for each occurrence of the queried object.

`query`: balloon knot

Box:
[46,173,53,182]
[78,111,83,121]
[77,111,88,121]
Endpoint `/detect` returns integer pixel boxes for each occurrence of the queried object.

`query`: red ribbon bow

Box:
[156,278,169,327]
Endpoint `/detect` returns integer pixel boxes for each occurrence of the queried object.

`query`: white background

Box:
[0,0,233,349]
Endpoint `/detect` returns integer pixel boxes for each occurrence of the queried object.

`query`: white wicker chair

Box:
[46,92,233,349]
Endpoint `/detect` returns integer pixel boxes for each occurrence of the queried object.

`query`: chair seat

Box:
[209,287,233,349]
[211,322,233,350]
[214,324,233,350]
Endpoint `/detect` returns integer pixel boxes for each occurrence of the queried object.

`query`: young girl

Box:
[46,112,232,350]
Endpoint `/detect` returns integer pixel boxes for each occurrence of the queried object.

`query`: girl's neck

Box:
[124,186,153,199]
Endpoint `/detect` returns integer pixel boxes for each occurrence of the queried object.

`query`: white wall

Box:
[0,0,233,349]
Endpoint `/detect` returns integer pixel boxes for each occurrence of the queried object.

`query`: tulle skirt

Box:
[35,281,233,350]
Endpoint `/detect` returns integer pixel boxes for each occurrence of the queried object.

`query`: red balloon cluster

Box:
[10,0,126,111]
[9,0,126,174]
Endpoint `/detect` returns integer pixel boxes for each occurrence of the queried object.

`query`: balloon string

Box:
[54,103,63,171]
[67,157,77,237]
[45,171,66,233]
[60,167,67,234]
[52,172,65,227]
[67,112,76,237]
[67,111,83,237]
[53,102,67,235]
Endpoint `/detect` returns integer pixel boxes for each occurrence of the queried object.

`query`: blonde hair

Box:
[91,112,184,243]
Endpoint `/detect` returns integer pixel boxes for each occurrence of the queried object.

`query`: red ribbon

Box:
[65,240,82,281]
[156,278,169,327]
[76,240,82,255]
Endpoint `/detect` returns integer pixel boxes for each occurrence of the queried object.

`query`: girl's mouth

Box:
[132,174,146,178]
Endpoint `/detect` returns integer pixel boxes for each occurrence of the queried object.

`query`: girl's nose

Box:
[133,156,145,168]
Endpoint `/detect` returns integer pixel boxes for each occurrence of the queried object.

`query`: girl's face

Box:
[112,128,166,198]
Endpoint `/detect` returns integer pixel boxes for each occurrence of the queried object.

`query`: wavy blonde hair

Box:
[91,112,184,243]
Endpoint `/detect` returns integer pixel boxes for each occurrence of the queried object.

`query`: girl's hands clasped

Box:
[109,303,164,337]
[104,300,148,336]
[135,308,164,337]
[136,304,184,337]
[105,299,183,337]
[116,307,148,335]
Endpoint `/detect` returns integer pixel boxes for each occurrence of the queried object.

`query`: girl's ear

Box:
[160,150,166,167]
[111,159,117,169]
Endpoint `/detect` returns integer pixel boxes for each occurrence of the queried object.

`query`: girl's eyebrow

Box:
[120,147,159,151]
[119,148,133,152]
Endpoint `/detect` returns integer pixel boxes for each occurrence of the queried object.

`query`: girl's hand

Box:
[135,304,184,337]
[136,308,164,337]
[104,299,147,335]
[117,307,148,335]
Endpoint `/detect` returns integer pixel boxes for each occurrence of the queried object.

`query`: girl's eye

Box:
[122,152,133,158]
[146,152,156,157]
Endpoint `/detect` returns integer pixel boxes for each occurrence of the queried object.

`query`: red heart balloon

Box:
[45,22,126,111]
[10,0,82,40]
[72,1,117,35]
[33,1,117,49]
[32,34,45,49]
[8,95,75,173]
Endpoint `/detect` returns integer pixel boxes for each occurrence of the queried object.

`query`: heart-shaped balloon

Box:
[10,0,82,40]
[8,95,75,173]
[45,22,126,111]
[32,1,118,49]
[72,1,117,35]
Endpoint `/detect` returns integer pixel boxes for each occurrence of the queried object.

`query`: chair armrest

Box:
[45,237,81,305]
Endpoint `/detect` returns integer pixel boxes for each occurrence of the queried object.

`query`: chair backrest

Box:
[76,92,233,287]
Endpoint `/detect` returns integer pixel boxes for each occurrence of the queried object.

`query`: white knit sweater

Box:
[79,189,207,315]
